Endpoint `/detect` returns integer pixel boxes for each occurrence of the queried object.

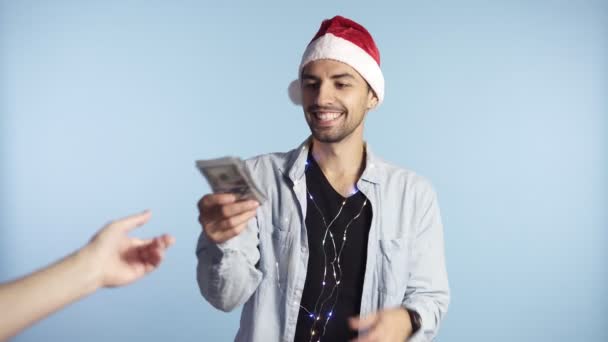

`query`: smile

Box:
[313,111,343,123]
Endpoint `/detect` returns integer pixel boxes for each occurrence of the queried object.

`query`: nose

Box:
[314,82,335,106]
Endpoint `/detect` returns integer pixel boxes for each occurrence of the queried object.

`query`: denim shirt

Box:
[196,139,450,342]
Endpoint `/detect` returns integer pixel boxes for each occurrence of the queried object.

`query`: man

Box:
[196,15,449,341]
[0,211,175,340]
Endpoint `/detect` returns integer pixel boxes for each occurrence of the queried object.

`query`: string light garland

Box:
[296,159,369,342]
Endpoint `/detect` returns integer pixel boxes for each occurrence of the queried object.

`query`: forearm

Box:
[196,246,262,311]
[403,237,450,341]
[195,222,262,312]
[404,181,450,341]
[0,248,99,340]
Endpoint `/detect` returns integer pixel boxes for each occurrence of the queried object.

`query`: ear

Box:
[367,93,379,110]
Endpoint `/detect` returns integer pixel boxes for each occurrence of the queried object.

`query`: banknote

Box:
[195,157,266,203]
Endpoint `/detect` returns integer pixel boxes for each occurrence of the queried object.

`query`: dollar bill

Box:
[195,156,266,203]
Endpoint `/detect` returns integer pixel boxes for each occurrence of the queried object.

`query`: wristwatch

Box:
[405,308,422,335]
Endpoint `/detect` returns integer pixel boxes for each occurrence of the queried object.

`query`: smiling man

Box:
[196,16,450,342]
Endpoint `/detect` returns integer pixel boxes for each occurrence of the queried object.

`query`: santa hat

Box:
[288,15,385,106]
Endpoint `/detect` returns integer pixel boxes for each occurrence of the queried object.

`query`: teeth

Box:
[316,112,341,121]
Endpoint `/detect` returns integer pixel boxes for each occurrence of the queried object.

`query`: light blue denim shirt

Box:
[196,139,450,342]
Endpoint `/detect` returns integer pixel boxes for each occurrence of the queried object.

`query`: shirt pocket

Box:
[260,214,293,292]
[377,237,409,297]
[270,213,293,252]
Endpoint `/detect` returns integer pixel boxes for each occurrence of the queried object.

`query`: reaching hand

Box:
[83,210,175,288]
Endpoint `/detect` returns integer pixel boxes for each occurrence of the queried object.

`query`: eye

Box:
[303,82,319,89]
[335,82,351,89]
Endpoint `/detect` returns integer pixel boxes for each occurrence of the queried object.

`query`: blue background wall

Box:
[1,1,606,341]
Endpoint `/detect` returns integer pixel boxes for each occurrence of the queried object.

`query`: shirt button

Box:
[301,246,307,253]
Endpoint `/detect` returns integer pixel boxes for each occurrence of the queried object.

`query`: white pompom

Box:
[287,79,302,105]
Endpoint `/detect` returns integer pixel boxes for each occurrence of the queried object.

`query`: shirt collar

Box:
[284,136,381,185]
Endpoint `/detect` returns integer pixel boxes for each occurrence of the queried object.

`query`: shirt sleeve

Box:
[195,213,263,312]
[402,180,450,341]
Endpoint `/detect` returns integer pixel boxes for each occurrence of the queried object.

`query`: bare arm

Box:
[0,211,175,341]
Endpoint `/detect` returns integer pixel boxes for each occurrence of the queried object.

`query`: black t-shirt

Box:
[293,155,372,342]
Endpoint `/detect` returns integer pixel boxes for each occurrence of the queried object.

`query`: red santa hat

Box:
[288,15,385,106]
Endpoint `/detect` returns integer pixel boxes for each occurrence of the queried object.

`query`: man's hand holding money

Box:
[195,157,265,244]
[197,193,259,244]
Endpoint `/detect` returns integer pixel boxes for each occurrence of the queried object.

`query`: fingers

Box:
[137,235,175,269]
[213,207,258,231]
[219,200,259,219]
[198,193,238,208]
[197,193,259,244]
[108,210,152,232]
[349,313,378,331]
[198,194,259,225]
[205,201,258,226]
[351,328,382,342]
[140,243,163,268]
[144,234,175,253]
[159,234,176,248]
[349,313,381,342]
[204,209,257,243]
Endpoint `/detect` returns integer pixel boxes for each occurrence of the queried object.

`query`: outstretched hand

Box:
[82,210,175,288]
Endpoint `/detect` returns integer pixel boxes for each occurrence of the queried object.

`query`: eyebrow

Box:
[301,73,357,81]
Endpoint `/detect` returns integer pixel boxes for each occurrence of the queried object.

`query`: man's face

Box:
[301,59,377,144]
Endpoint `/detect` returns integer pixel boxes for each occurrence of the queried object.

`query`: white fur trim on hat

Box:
[288,33,385,106]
